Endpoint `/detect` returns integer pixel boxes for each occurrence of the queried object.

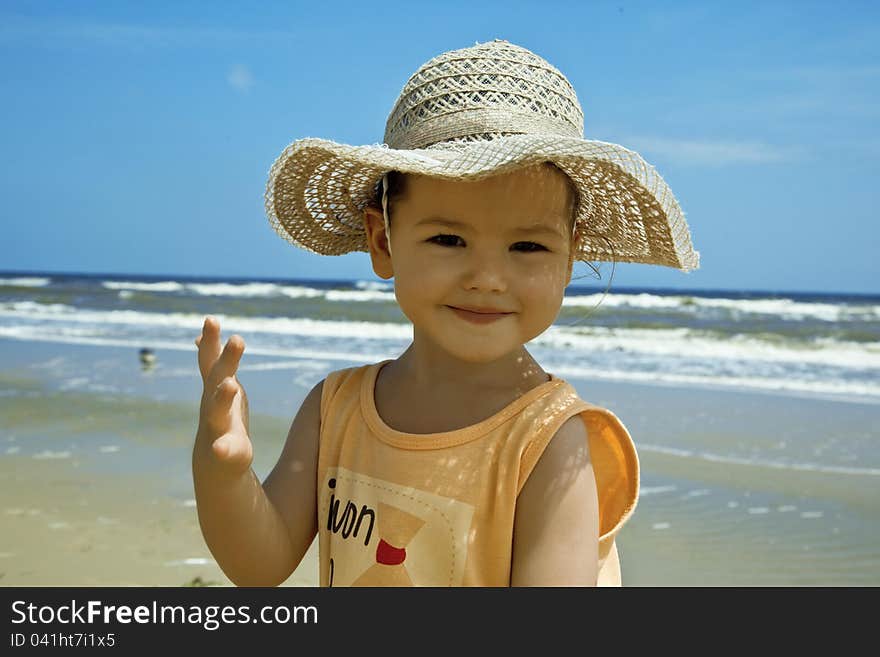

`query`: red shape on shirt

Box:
[376,539,406,565]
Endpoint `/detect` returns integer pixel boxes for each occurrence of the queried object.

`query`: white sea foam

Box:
[638,443,880,476]
[190,283,395,303]
[0,326,390,365]
[102,280,185,293]
[6,333,880,403]
[32,450,72,460]
[355,280,394,292]
[538,325,880,370]
[4,301,877,370]
[240,359,334,372]
[3,302,880,402]
[639,485,678,496]
[324,289,397,303]
[185,282,284,297]
[0,302,412,340]
[563,291,879,322]
[548,362,880,402]
[0,277,50,287]
[103,278,397,302]
[88,277,880,321]
[690,296,878,322]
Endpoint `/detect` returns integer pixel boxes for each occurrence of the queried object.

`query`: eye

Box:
[511,241,548,252]
[428,234,464,247]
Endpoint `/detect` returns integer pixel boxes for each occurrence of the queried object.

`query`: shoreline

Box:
[0,333,877,410]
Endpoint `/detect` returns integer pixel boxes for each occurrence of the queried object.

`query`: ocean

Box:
[2,271,879,404]
[1,271,879,586]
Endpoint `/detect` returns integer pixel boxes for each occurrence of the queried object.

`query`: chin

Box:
[442,342,522,365]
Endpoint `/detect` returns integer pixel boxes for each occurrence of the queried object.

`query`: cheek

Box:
[519,260,569,297]
[518,264,568,322]
[392,253,450,307]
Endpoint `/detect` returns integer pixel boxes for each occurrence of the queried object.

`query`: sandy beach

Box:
[0,347,320,587]
[2,337,879,586]
[1,454,321,587]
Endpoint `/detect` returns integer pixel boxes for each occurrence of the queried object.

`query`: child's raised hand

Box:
[194,316,253,476]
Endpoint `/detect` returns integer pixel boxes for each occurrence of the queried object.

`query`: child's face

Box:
[365,164,577,364]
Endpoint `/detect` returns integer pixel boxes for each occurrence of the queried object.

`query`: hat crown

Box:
[384,40,585,150]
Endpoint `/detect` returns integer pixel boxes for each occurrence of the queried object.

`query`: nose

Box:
[462,249,508,293]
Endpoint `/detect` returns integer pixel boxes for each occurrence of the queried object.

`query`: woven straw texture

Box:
[265,40,700,272]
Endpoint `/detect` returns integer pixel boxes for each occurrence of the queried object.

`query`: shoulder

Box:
[301,377,326,415]
[547,415,589,460]
[511,415,599,586]
[520,415,591,497]
[515,383,592,495]
[320,361,385,404]
[281,377,326,446]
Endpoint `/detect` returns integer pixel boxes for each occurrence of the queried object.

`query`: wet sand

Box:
[0,340,319,587]
[2,338,879,586]
[0,433,319,588]
[1,454,318,587]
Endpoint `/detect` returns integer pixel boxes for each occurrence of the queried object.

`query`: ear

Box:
[363,206,394,279]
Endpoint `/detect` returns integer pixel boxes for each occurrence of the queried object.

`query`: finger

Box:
[211,397,252,468]
[205,377,237,432]
[209,334,246,385]
[197,316,222,381]
[212,376,238,408]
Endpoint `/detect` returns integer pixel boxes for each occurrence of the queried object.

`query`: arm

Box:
[510,415,599,586]
[192,316,321,587]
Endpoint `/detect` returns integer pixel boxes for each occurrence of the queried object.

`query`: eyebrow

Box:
[414,217,566,240]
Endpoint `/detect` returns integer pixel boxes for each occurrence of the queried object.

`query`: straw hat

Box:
[264,39,700,271]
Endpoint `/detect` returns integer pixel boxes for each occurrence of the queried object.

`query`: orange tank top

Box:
[317,360,640,586]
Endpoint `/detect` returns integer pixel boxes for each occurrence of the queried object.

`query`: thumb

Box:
[211,432,252,471]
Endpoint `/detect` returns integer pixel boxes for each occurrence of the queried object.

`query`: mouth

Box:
[446,305,514,324]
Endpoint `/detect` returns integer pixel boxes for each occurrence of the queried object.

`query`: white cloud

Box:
[227,65,254,93]
[625,136,803,167]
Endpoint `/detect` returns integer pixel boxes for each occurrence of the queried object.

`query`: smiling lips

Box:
[447,305,514,324]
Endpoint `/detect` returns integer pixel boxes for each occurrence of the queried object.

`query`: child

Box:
[192,39,699,587]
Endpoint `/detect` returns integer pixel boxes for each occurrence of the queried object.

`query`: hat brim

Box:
[264,134,700,272]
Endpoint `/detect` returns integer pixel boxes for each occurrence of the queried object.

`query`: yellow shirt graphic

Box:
[320,468,475,586]
[317,361,639,587]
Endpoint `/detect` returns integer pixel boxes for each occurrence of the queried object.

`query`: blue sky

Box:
[1,1,878,295]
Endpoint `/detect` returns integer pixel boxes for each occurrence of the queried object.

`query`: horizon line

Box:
[1,268,878,300]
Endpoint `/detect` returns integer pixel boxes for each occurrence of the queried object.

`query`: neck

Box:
[393,330,548,393]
